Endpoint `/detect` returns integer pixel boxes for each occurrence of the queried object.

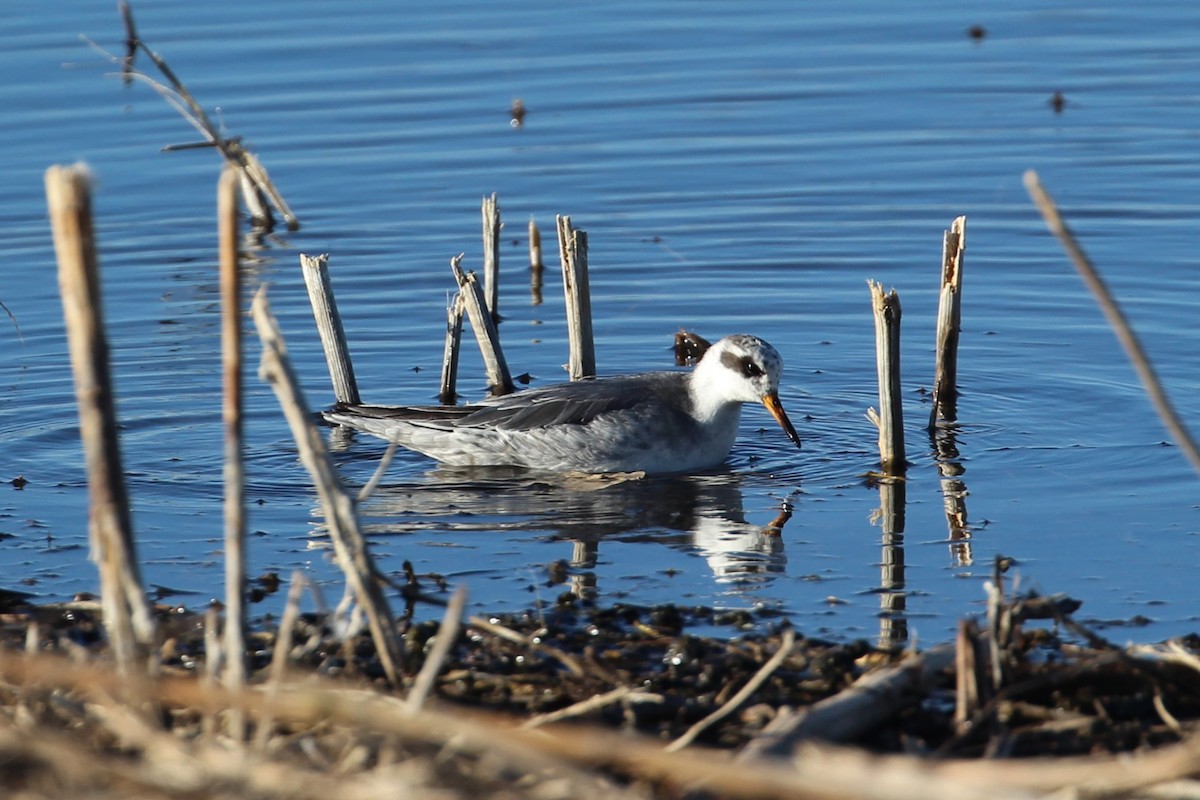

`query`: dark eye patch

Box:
[741,358,764,378]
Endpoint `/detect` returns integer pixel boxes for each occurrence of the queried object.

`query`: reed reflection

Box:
[931,423,972,567]
[870,476,907,647]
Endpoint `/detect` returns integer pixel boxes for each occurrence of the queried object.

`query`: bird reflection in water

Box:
[348,466,792,603]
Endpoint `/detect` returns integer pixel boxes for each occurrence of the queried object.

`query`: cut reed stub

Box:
[300,253,361,406]
[529,218,544,306]
[867,280,906,475]
[556,215,596,380]
[482,193,501,324]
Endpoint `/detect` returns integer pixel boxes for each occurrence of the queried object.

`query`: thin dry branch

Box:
[1025,170,1200,478]
[96,3,299,230]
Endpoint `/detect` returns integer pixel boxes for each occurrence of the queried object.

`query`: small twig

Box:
[255,571,307,751]
[356,440,399,504]
[406,586,467,712]
[524,686,665,729]
[667,628,796,752]
[1152,691,1185,738]
[1025,169,1200,477]
[467,615,586,678]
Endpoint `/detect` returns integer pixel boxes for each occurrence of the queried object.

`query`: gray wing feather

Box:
[328,372,687,432]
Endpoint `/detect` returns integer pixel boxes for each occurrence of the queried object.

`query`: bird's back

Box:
[323,370,742,472]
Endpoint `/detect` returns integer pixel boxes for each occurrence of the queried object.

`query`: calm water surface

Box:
[3,0,1199,644]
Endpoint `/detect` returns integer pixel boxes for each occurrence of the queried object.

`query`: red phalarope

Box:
[323,334,802,474]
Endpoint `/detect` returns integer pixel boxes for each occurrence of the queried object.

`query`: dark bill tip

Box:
[762,392,802,450]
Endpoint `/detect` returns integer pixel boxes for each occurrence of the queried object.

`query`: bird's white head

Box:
[690,335,802,449]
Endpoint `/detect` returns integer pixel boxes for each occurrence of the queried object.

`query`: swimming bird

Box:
[323,334,802,474]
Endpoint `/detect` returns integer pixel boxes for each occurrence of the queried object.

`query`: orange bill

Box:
[762,391,802,449]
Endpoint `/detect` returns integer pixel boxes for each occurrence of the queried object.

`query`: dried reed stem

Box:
[250,286,402,686]
[300,253,361,406]
[867,280,906,473]
[1024,170,1200,477]
[557,215,596,380]
[481,193,501,323]
[929,215,966,428]
[450,254,514,395]
[46,164,154,673]
[218,167,247,739]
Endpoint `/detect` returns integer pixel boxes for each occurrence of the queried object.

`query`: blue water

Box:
[2,0,1198,644]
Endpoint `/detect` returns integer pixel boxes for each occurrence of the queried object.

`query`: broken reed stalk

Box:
[481,193,501,323]
[557,215,596,380]
[450,254,514,395]
[1024,170,1200,478]
[529,217,544,305]
[867,281,906,473]
[45,164,154,673]
[250,286,402,686]
[438,291,464,405]
[300,253,361,406]
[929,215,966,429]
[218,167,247,737]
[116,1,299,230]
